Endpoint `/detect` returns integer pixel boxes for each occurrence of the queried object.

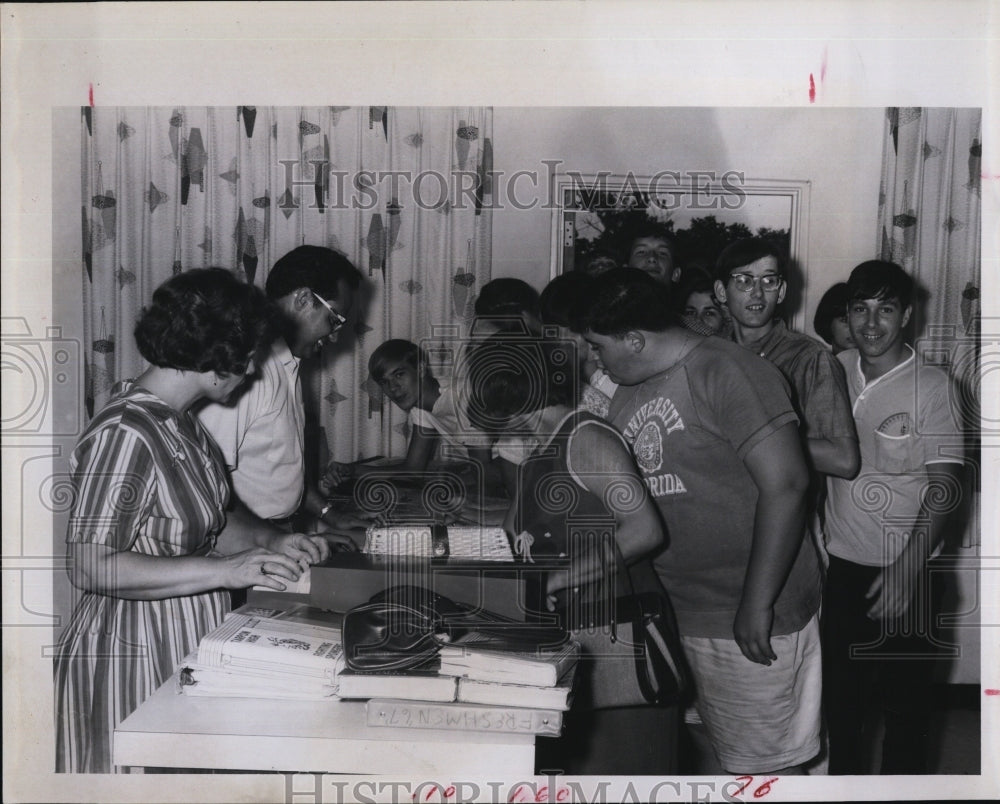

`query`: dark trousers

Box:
[822,555,946,774]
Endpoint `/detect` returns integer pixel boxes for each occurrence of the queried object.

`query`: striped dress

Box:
[54,384,232,773]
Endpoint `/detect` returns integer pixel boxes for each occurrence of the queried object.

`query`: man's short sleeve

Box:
[799,348,857,441]
[917,369,964,466]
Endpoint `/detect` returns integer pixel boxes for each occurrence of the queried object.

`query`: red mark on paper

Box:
[821,47,828,83]
[985,688,1000,696]
[731,776,779,798]
[507,786,570,804]
[88,83,94,107]
[808,74,816,103]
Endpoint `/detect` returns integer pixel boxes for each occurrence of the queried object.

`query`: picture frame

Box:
[550,173,811,332]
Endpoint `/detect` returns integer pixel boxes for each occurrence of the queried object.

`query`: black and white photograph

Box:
[2,3,997,803]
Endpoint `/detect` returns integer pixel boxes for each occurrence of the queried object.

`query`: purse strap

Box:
[607,541,679,705]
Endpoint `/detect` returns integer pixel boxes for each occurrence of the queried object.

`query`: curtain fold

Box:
[876,107,981,547]
[81,106,493,466]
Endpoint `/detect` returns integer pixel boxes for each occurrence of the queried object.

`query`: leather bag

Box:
[342,585,567,672]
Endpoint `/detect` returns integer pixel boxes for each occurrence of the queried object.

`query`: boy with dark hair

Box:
[713,237,859,496]
[626,227,680,284]
[822,260,963,774]
[574,267,822,775]
[539,272,611,418]
[472,277,543,336]
[198,245,366,534]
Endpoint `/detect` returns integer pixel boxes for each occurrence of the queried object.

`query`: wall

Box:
[492,106,885,338]
[51,107,84,636]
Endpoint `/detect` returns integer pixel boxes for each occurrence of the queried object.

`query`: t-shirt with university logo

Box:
[608,335,822,639]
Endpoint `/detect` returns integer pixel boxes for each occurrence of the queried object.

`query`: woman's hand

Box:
[319,461,354,495]
[222,548,304,591]
[270,532,332,570]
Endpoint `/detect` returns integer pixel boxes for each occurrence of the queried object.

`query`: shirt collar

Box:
[853,344,915,391]
[739,318,787,357]
[272,337,299,370]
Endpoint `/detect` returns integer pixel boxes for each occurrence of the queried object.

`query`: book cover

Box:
[196,612,343,680]
[337,667,457,703]
[455,668,575,711]
[365,698,562,737]
[438,633,580,687]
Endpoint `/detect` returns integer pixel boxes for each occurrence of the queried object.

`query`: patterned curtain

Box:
[81,106,493,465]
[876,107,981,546]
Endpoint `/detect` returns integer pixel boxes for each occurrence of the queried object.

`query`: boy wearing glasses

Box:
[715,238,859,486]
[198,245,367,534]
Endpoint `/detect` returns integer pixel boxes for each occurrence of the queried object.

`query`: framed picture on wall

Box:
[549,174,811,332]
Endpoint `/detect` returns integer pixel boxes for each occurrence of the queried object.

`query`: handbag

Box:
[561,549,690,710]
[342,585,567,672]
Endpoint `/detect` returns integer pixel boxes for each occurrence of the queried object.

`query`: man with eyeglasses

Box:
[198,245,367,541]
[715,237,859,485]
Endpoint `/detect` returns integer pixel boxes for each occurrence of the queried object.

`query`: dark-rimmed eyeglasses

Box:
[728,273,783,293]
[311,292,347,329]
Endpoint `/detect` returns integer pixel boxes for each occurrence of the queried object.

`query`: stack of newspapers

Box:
[340,633,580,738]
[177,603,345,700]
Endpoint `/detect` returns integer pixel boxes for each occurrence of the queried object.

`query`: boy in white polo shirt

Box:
[823,260,964,774]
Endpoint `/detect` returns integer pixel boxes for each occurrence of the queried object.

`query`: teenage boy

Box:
[198,245,367,534]
[321,338,464,483]
[574,268,823,775]
[822,261,963,774]
[714,238,858,482]
[626,228,681,284]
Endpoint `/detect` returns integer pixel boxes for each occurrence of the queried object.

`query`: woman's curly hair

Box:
[134,268,273,375]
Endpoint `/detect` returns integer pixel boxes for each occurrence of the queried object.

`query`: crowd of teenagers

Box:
[55,235,963,777]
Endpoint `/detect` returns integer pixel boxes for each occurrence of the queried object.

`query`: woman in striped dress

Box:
[54,268,330,773]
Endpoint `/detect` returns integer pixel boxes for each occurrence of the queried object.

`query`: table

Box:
[114,674,535,776]
[114,471,527,776]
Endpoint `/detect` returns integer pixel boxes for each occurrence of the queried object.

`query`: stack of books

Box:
[340,633,580,738]
[177,603,345,700]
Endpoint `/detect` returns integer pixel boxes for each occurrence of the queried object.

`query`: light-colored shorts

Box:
[680,613,822,774]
